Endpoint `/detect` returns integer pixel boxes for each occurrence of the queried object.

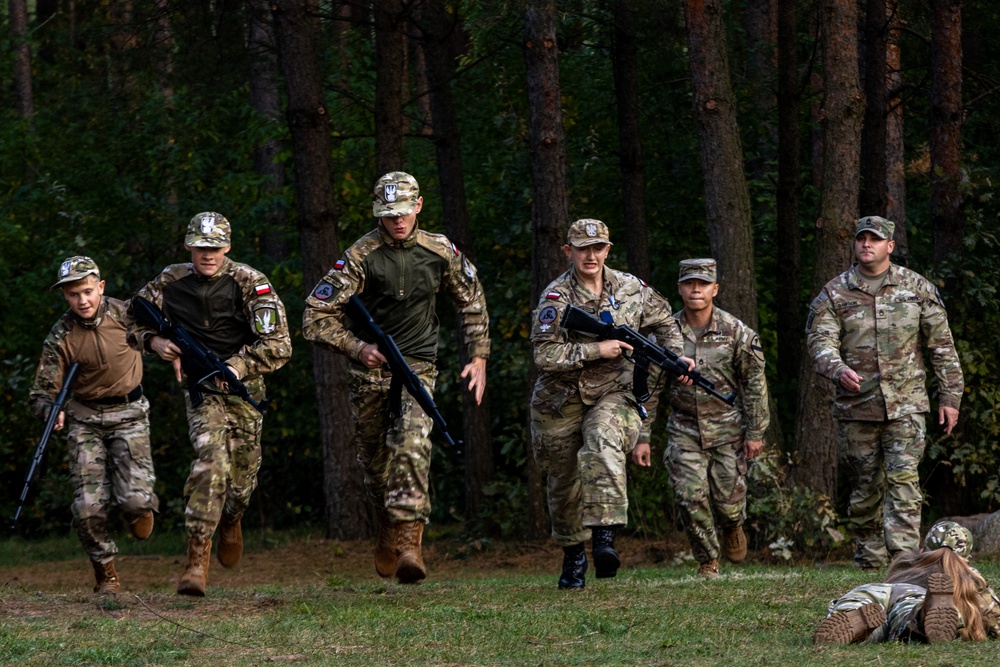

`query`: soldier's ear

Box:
[887,240,895,255]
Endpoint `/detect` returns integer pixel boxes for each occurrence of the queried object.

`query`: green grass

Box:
[3,556,999,666]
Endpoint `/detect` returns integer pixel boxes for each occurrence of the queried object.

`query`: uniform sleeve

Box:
[442,245,491,360]
[530,294,603,372]
[302,253,368,362]
[28,334,68,421]
[635,287,680,440]
[806,289,849,382]
[125,273,169,352]
[920,287,964,411]
[227,275,293,379]
[735,324,770,440]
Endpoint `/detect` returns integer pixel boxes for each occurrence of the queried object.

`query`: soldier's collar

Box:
[377,221,420,249]
[848,261,899,290]
[679,306,719,333]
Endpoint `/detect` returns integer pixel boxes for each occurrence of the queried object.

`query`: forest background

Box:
[2,0,999,558]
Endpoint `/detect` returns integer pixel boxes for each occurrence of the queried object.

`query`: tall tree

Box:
[885,0,908,263]
[374,0,406,172]
[10,0,35,122]
[930,0,964,268]
[612,0,649,281]
[524,0,569,538]
[248,0,289,260]
[416,0,495,530]
[740,0,778,184]
[272,0,370,539]
[776,0,803,383]
[683,0,759,329]
[860,0,888,217]
[791,0,864,499]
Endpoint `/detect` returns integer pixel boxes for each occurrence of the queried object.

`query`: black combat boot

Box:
[592,525,621,579]
[558,543,587,589]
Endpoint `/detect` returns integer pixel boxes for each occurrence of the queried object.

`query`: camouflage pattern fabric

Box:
[63,397,158,562]
[924,520,974,560]
[805,262,963,421]
[350,361,437,522]
[303,225,490,363]
[664,434,746,563]
[666,307,769,446]
[530,266,681,545]
[840,414,925,568]
[182,377,265,541]
[824,583,928,642]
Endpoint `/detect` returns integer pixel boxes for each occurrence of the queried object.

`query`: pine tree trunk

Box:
[930,0,964,268]
[9,0,35,121]
[885,0,908,264]
[273,0,370,540]
[375,0,406,173]
[860,0,888,217]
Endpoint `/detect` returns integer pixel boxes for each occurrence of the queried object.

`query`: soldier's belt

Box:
[77,385,143,406]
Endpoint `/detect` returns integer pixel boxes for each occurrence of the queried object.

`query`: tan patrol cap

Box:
[678,258,717,283]
[566,219,612,247]
[52,256,101,289]
[185,212,232,248]
[855,215,895,240]
[373,172,420,217]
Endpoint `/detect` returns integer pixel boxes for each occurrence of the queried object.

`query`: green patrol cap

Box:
[373,172,420,217]
[51,256,101,289]
[855,215,895,240]
[924,520,974,560]
[185,212,232,248]
[678,258,717,283]
[566,219,612,247]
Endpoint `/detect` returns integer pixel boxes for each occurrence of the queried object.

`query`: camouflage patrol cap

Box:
[373,172,420,217]
[567,219,613,247]
[678,258,717,283]
[855,216,896,240]
[185,212,232,248]
[923,520,974,560]
[51,256,101,289]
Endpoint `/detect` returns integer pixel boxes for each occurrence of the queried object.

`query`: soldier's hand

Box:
[631,442,651,467]
[598,339,633,359]
[359,343,387,368]
[54,410,65,432]
[743,438,763,460]
[837,367,863,393]
[213,365,240,392]
[676,356,696,386]
[150,336,185,381]
[939,406,959,435]
[461,356,488,405]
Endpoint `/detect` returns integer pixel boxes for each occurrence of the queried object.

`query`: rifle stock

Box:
[10,361,80,529]
[132,296,267,414]
[346,295,459,447]
[560,304,737,407]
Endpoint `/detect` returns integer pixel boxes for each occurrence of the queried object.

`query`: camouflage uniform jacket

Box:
[30,297,143,419]
[126,257,291,379]
[530,267,681,441]
[666,306,769,447]
[303,224,490,363]
[806,262,963,421]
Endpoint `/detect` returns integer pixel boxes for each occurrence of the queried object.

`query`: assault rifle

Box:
[10,362,79,529]
[132,296,267,414]
[560,304,737,408]
[346,295,459,447]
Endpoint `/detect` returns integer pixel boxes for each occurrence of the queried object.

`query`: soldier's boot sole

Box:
[924,573,960,643]
[129,511,154,541]
[813,604,886,645]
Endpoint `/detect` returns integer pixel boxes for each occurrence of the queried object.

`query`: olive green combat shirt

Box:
[302,224,490,364]
[666,306,769,448]
[806,262,963,421]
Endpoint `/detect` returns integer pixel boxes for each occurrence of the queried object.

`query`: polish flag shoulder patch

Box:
[255,283,272,296]
[545,292,562,300]
[333,259,346,271]
[451,243,460,255]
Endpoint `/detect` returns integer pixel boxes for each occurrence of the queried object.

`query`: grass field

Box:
[2,531,998,666]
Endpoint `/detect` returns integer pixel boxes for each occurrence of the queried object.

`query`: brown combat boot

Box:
[177,537,212,597]
[129,510,154,540]
[813,604,886,644]
[217,513,243,568]
[395,521,427,584]
[374,512,398,578]
[923,573,960,643]
[722,525,747,564]
[697,559,720,577]
[92,558,120,595]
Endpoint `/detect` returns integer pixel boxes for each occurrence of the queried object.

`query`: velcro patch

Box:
[545,292,561,300]
[333,259,346,271]
[255,283,272,296]
[313,282,335,300]
[538,306,558,324]
[253,306,279,334]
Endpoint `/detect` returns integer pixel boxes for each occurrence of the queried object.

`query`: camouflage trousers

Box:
[182,377,265,542]
[349,361,437,523]
[824,582,934,642]
[64,397,159,563]
[664,434,747,564]
[530,390,641,546]
[840,414,926,568]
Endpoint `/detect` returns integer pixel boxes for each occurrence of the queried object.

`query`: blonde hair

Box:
[886,547,988,640]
